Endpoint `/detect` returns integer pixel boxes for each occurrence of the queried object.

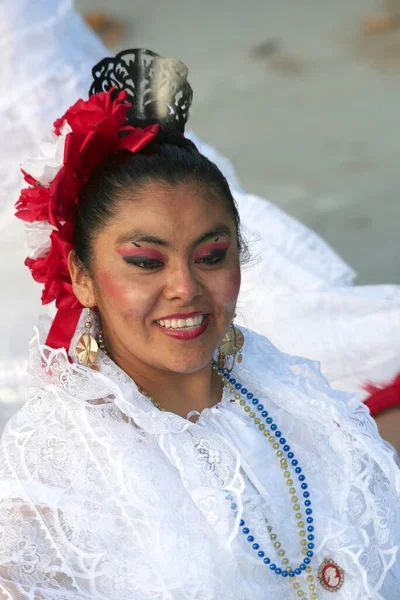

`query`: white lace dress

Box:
[1,0,400,435]
[0,328,399,599]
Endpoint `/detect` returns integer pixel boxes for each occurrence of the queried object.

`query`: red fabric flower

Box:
[49,89,158,225]
[25,224,76,309]
[54,90,128,136]
[16,88,159,352]
[15,173,52,223]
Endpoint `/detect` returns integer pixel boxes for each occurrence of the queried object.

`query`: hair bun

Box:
[154,128,198,153]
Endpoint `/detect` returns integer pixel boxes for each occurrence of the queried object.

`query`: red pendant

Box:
[318,558,345,592]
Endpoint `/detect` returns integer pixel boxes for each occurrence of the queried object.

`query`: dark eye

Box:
[196,249,228,266]
[123,256,164,270]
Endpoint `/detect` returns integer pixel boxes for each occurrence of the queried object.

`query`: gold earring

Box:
[217,323,244,372]
[75,307,99,370]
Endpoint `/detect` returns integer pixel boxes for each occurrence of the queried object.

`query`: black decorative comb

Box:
[89,48,193,132]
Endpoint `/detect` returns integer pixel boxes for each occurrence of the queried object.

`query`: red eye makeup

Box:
[193,240,231,261]
[117,248,165,261]
[117,247,165,269]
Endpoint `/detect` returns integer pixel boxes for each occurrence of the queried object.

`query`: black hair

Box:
[74,129,247,269]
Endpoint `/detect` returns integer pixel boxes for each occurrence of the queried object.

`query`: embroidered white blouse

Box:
[0,328,399,599]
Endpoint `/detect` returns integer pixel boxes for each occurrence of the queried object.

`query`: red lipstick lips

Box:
[154,313,210,340]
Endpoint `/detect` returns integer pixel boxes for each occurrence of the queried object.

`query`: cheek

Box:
[211,266,241,311]
[95,268,154,321]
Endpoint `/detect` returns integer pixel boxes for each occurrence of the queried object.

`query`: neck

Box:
[141,364,223,419]
[106,347,223,419]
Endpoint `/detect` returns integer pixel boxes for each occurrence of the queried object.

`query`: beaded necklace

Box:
[97,337,344,597]
[212,363,319,600]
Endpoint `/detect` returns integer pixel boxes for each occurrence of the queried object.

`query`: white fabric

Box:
[0,0,106,220]
[0,327,399,599]
[1,0,400,437]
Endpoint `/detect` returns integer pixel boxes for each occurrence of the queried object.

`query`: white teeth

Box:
[156,315,206,329]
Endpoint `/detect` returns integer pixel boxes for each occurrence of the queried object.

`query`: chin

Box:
[163,349,215,375]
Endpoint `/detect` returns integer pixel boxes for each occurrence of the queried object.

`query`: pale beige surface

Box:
[76,0,400,285]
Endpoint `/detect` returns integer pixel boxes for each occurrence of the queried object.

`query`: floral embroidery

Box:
[194,439,222,473]
[40,434,68,468]
[11,539,40,575]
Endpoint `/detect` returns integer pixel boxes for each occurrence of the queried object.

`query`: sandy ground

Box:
[78,0,400,284]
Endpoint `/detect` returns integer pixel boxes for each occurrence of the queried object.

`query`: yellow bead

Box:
[270,533,277,541]
[263,430,269,436]
[295,513,302,520]
[302,548,308,555]
[244,406,250,412]
[269,436,275,443]
[225,383,230,388]
[283,558,290,565]
[300,539,307,546]
[259,424,265,431]
[278,549,285,557]
[307,576,314,583]
[311,595,318,600]
[231,388,236,394]
[235,394,241,400]
[273,443,279,450]
[274,541,281,549]
[299,530,306,537]
[293,582,300,589]
[239,399,246,406]
[293,504,300,511]
[306,567,312,573]
[283,471,290,478]
[280,459,288,468]
[297,521,304,528]
[289,487,296,495]
[291,496,298,503]
[254,418,260,424]
[309,584,316,591]
[276,450,283,457]
[286,479,293,486]
[249,411,255,418]
[297,592,304,598]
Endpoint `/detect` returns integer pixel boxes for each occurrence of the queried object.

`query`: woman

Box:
[0,48,399,600]
[2,0,400,444]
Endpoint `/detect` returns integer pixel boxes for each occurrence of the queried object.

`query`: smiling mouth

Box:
[155,315,207,330]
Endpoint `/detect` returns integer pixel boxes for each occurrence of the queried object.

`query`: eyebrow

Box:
[116,224,233,249]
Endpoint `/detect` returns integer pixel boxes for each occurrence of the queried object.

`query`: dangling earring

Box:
[217,322,244,372]
[75,307,99,370]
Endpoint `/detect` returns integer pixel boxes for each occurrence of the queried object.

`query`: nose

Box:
[163,262,203,304]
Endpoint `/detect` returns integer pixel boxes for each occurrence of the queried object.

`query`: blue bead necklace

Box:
[212,362,319,600]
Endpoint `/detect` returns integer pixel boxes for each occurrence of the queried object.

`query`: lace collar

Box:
[96,348,237,435]
[30,324,362,439]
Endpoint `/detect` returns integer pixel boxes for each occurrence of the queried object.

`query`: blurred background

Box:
[76,0,400,284]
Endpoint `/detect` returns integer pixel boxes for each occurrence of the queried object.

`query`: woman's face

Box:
[71,181,241,376]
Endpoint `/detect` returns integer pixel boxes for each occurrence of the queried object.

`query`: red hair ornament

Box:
[16,89,159,353]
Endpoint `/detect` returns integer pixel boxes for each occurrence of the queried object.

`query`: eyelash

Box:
[123,249,228,270]
[195,249,228,265]
[123,257,163,270]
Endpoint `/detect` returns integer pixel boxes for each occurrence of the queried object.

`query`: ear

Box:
[68,250,96,307]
